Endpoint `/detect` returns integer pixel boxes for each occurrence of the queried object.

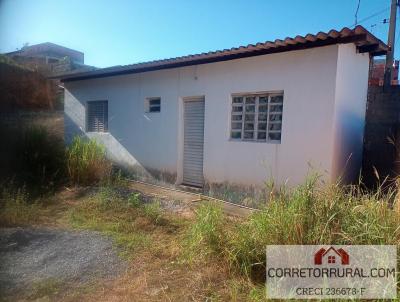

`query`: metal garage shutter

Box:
[183,98,205,187]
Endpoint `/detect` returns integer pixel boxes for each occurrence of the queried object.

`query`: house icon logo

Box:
[314,246,349,265]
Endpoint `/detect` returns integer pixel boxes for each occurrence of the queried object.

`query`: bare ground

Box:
[0,227,126,299]
[0,187,253,301]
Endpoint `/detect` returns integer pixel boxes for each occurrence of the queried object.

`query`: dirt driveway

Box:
[0,227,126,299]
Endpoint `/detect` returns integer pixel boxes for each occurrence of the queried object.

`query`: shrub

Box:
[0,125,65,196]
[66,136,112,185]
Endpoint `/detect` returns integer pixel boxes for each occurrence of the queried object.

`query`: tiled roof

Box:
[59,26,387,82]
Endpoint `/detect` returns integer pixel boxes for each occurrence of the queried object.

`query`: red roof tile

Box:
[59,25,387,82]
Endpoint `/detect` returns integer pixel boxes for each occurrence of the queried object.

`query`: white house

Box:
[61,26,387,189]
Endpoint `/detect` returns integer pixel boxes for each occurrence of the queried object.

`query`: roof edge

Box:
[57,26,388,82]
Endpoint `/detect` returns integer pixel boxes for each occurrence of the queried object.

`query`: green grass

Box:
[184,177,400,287]
[143,201,163,224]
[67,186,168,258]
[66,136,112,185]
[183,202,224,262]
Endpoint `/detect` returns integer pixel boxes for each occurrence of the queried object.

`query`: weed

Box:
[143,201,162,224]
[100,169,130,189]
[0,186,42,226]
[248,285,266,302]
[66,136,112,185]
[185,178,400,285]
[184,202,224,262]
[127,192,141,208]
[68,186,154,258]
[0,125,65,196]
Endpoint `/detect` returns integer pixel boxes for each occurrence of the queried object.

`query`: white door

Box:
[183,97,205,187]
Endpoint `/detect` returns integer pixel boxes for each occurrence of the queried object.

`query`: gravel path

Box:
[0,227,126,296]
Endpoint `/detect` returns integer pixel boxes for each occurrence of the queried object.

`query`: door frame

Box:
[176,95,205,186]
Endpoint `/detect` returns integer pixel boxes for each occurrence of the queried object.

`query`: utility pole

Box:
[384,0,398,87]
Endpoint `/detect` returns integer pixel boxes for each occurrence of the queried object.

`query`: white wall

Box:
[331,44,370,183]
[64,69,181,179]
[64,44,368,187]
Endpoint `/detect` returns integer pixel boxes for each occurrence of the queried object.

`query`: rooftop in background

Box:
[58,25,387,82]
[3,42,96,77]
[6,42,84,64]
[369,58,399,86]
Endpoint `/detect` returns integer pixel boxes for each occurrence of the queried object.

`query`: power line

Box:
[355,0,361,25]
[350,6,390,27]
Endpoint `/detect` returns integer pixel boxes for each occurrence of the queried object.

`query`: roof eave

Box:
[57,30,388,83]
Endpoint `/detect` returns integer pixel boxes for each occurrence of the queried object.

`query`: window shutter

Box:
[87,100,108,132]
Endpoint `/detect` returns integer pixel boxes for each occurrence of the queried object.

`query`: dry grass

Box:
[0,186,43,227]
[17,186,250,301]
[5,177,399,301]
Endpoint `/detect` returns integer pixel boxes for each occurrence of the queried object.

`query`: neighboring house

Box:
[60,26,387,188]
[4,42,96,76]
[369,58,399,86]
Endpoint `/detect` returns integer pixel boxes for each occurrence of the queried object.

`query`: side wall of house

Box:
[64,69,182,182]
[331,44,370,183]
[64,45,341,187]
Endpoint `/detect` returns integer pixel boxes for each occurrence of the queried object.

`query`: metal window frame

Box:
[146,97,161,113]
[86,100,108,133]
[230,92,283,143]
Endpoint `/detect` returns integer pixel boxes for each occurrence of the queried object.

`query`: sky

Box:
[0,0,398,68]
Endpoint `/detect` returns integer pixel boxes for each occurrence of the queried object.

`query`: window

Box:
[230,93,283,142]
[146,97,161,113]
[87,100,108,132]
[327,256,336,264]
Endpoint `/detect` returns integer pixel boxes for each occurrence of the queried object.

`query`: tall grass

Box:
[185,178,400,282]
[0,185,42,226]
[66,136,112,185]
[0,125,65,195]
[184,202,224,262]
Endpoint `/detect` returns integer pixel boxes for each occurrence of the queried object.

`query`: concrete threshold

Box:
[128,180,258,217]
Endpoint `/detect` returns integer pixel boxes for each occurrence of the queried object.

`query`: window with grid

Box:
[328,256,336,264]
[230,93,283,142]
[146,97,161,113]
[86,100,108,132]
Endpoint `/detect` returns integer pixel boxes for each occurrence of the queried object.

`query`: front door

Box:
[183,97,205,187]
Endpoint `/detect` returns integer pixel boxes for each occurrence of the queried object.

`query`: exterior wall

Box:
[331,44,370,183]
[65,44,352,187]
[65,70,181,181]
[362,86,400,188]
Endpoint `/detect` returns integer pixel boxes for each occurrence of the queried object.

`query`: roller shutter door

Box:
[183,98,205,187]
